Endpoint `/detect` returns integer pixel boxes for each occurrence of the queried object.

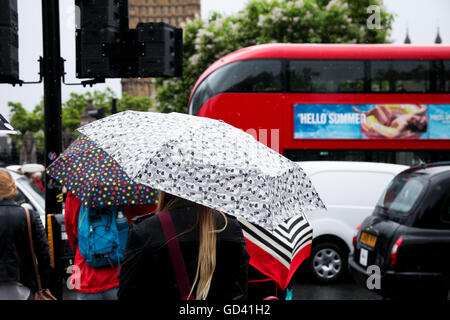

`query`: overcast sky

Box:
[0,0,449,120]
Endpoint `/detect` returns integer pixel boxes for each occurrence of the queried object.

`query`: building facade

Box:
[122,0,201,98]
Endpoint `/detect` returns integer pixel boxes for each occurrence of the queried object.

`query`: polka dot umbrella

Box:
[46,134,158,207]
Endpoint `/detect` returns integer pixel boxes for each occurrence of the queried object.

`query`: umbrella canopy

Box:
[78,111,325,230]
[47,134,158,207]
[0,113,19,135]
[239,214,312,290]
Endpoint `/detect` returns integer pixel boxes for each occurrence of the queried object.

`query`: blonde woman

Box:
[0,169,52,300]
[118,191,249,300]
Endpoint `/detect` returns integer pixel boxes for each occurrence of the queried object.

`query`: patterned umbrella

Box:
[78,111,325,230]
[239,214,313,290]
[46,134,158,207]
[0,113,19,135]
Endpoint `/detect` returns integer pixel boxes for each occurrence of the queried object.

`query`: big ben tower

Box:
[122,0,201,99]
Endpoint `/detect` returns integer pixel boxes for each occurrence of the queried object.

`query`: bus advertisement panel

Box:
[294,104,450,140]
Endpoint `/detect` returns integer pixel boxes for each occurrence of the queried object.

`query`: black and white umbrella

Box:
[78,111,325,231]
[0,113,19,135]
[239,214,313,290]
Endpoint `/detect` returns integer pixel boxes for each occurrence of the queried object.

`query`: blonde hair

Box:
[0,169,17,201]
[157,191,227,300]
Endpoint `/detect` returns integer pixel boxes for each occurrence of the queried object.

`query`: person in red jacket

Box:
[64,191,156,300]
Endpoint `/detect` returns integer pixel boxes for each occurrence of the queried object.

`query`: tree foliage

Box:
[155,0,394,113]
[8,101,45,149]
[8,88,154,148]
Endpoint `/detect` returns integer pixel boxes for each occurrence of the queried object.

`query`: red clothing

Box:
[32,177,45,193]
[65,191,156,293]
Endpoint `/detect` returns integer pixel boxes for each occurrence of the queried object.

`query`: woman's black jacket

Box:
[0,199,52,292]
[118,200,250,300]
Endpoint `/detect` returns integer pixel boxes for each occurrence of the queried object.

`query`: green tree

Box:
[8,87,154,147]
[117,93,156,113]
[8,101,45,149]
[155,0,395,113]
[9,101,44,134]
[62,88,118,132]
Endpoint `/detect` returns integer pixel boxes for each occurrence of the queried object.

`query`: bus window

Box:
[189,59,283,115]
[444,60,450,92]
[288,60,365,93]
[284,149,450,166]
[189,79,214,116]
[207,59,283,94]
[371,60,430,93]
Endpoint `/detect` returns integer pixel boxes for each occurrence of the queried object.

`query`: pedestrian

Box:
[0,169,52,300]
[118,191,250,300]
[32,172,45,193]
[64,191,156,300]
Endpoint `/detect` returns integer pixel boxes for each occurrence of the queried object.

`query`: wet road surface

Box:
[63,277,382,300]
[292,279,381,300]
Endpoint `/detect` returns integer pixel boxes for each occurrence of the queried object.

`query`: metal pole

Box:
[42,0,63,299]
[42,0,63,217]
[112,98,118,114]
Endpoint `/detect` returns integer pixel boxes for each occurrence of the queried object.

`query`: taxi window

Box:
[377,174,426,213]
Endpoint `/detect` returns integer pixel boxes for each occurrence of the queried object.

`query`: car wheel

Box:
[310,242,347,283]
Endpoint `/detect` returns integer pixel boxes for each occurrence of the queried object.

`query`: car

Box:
[349,162,450,300]
[7,168,46,225]
[298,161,409,283]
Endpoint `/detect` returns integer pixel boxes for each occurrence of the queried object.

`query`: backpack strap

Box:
[158,211,194,300]
[79,205,88,227]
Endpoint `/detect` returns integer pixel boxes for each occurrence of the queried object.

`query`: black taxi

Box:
[349,162,450,300]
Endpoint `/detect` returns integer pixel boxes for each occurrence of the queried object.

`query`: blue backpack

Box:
[78,205,129,269]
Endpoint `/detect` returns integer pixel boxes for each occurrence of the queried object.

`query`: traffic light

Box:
[78,0,122,30]
[137,22,183,78]
[76,0,125,78]
[76,0,183,79]
[0,0,19,83]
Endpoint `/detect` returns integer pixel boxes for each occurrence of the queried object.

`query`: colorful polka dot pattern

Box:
[46,134,158,207]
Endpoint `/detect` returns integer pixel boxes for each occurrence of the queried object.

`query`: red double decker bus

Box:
[188,44,450,165]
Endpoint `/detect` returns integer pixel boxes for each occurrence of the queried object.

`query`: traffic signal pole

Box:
[42,0,63,216]
[42,0,64,299]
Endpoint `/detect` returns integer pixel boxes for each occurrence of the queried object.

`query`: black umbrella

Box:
[0,113,19,135]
